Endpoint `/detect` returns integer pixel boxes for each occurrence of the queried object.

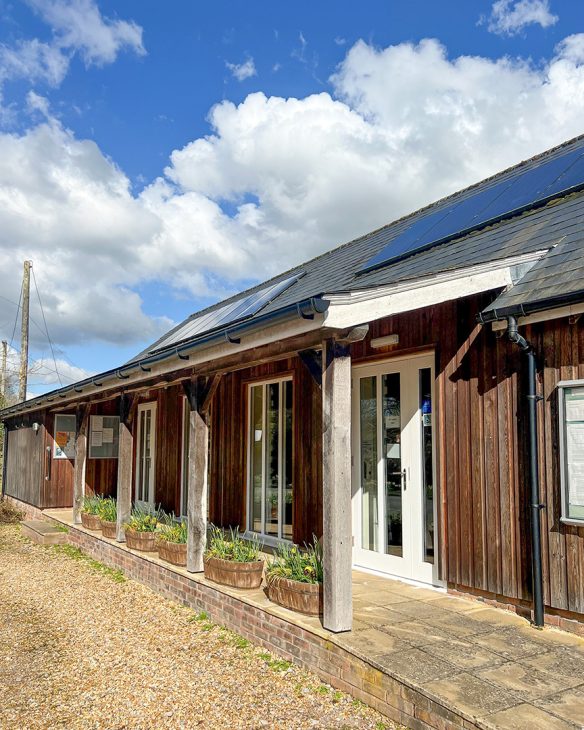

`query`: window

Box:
[53,414,76,459]
[89,415,120,459]
[559,382,584,523]
[248,378,293,541]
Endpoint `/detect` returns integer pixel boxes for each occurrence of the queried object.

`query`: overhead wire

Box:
[31,267,63,387]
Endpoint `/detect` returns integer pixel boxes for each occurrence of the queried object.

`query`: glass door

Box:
[135,402,156,508]
[352,353,437,584]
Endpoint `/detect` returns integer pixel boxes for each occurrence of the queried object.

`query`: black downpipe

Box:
[506,316,545,628]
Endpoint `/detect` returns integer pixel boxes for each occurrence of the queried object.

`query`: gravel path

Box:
[0,525,393,730]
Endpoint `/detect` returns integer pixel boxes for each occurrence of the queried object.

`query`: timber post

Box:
[72,404,90,524]
[116,393,134,542]
[184,374,221,572]
[321,325,368,633]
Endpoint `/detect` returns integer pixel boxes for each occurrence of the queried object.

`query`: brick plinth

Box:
[52,519,475,730]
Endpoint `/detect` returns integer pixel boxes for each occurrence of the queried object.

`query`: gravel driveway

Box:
[0,525,393,730]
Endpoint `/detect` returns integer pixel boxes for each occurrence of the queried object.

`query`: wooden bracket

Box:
[76,403,90,432]
[299,348,322,388]
[119,393,135,426]
[183,373,222,415]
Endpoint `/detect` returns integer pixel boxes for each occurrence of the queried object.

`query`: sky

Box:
[0,0,584,397]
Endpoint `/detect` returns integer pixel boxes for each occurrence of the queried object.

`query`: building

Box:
[3,134,584,634]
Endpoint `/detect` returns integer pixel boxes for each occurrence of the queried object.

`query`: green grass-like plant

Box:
[265,536,323,585]
[52,544,126,583]
[97,496,117,523]
[81,494,102,515]
[124,504,164,532]
[205,525,262,563]
[157,518,187,544]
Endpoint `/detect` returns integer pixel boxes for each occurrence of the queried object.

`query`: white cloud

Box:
[485,0,558,36]
[226,57,256,81]
[27,0,145,66]
[2,35,584,356]
[0,0,144,102]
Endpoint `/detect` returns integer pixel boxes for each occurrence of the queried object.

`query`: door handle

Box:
[389,469,407,489]
[45,446,52,481]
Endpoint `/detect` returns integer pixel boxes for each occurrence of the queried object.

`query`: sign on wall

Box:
[89,415,120,459]
[53,414,76,459]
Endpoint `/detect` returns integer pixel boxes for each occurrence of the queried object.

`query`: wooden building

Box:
[3,136,584,632]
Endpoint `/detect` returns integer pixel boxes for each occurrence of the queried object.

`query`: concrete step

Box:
[21,520,67,546]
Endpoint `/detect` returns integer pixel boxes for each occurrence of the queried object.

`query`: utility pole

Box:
[1,340,6,399]
[18,261,31,403]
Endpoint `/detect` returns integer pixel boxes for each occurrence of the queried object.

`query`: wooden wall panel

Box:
[4,418,43,506]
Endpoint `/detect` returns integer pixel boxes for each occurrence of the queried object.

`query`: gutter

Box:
[0,296,329,420]
[477,288,584,325]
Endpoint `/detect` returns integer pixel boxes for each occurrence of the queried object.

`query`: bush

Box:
[97,497,117,523]
[205,525,262,563]
[81,494,102,515]
[0,498,24,524]
[266,536,323,584]
[124,504,164,533]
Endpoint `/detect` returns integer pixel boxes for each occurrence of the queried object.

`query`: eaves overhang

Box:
[0,296,329,420]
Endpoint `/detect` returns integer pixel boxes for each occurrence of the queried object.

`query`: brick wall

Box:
[4,495,44,521]
[60,523,475,730]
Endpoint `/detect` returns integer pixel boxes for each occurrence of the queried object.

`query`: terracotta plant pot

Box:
[100,519,118,539]
[125,528,157,552]
[204,555,264,589]
[266,575,323,616]
[157,539,187,567]
[81,512,102,531]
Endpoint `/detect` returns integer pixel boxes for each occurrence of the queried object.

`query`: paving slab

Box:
[483,703,577,730]
[424,672,521,717]
[477,660,582,700]
[533,685,584,726]
[377,647,457,684]
[422,637,506,671]
[21,520,66,546]
[520,646,584,681]
[471,626,557,660]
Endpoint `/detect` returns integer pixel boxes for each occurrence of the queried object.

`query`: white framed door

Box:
[135,402,157,508]
[352,352,438,585]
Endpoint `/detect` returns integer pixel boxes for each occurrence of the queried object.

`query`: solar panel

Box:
[151,273,303,353]
[359,144,584,274]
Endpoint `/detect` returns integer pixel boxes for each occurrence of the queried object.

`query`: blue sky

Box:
[0,0,583,396]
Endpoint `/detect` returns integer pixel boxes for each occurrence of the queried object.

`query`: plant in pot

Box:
[204,526,264,589]
[98,497,118,539]
[123,505,163,552]
[80,494,103,531]
[265,537,323,616]
[156,517,187,566]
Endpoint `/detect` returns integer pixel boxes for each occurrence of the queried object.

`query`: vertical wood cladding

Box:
[351,292,584,616]
[208,357,323,545]
[4,416,44,506]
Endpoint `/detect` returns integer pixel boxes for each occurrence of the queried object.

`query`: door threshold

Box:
[352,563,446,592]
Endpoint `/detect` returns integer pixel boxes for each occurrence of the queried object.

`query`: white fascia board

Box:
[491,301,584,331]
[10,315,325,415]
[322,251,547,330]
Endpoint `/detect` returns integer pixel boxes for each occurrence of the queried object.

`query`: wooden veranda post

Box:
[321,326,368,633]
[116,394,134,542]
[184,374,221,573]
[73,404,90,524]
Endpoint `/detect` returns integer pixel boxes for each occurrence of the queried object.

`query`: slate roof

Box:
[480,226,584,320]
[133,134,584,359]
